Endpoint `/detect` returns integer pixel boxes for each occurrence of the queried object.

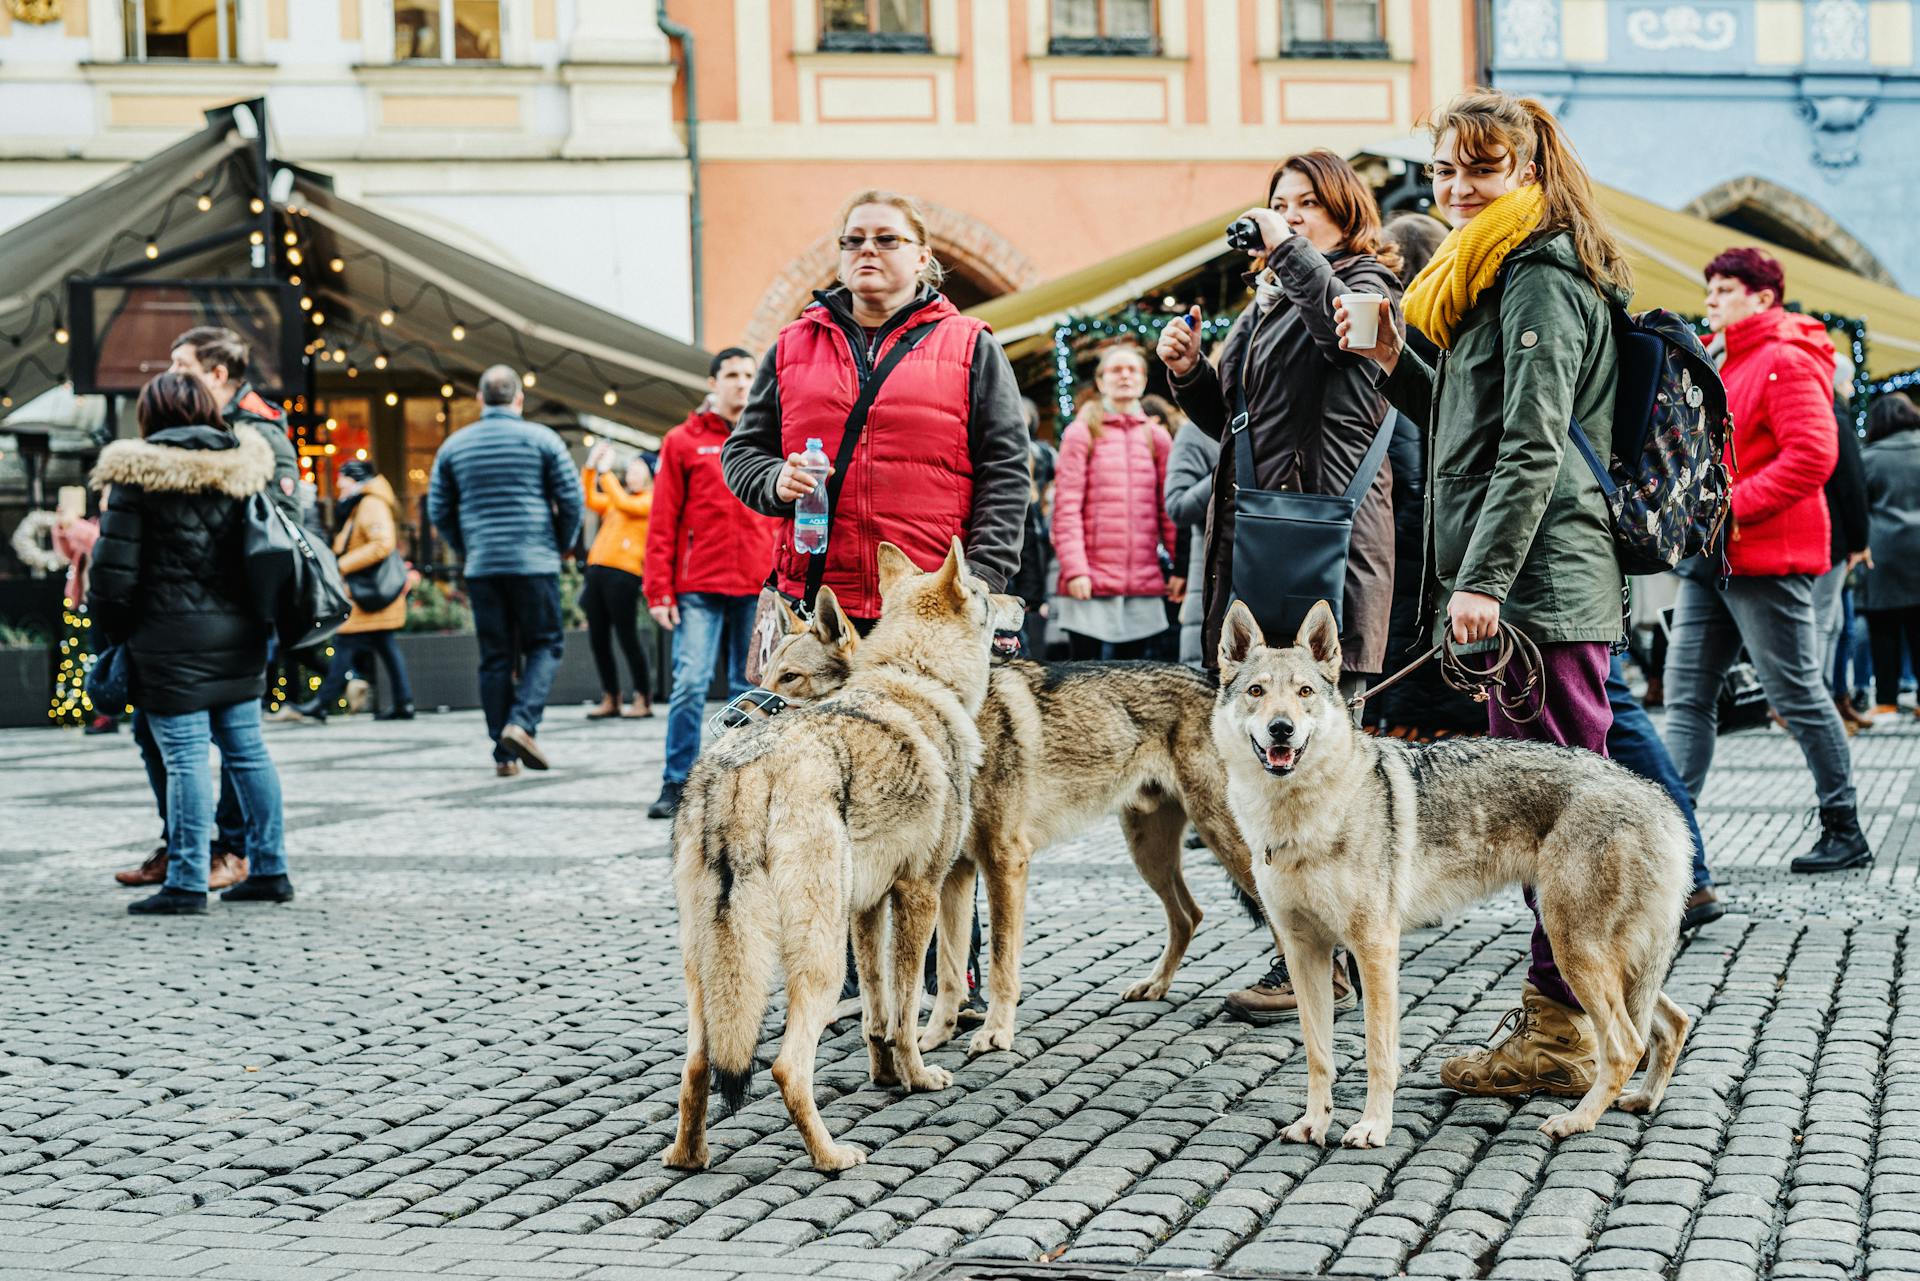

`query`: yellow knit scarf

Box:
[1401,184,1546,349]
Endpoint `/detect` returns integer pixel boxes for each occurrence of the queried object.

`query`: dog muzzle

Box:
[709,688,789,736]
[1253,734,1303,777]
[992,627,1022,659]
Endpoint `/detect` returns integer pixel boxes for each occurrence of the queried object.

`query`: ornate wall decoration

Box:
[3,0,63,23]
[1809,0,1868,60]
[1624,6,1738,51]
[1498,0,1560,61]
[1800,95,1875,168]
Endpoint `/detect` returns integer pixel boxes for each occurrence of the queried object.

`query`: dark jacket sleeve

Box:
[1381,347,1437,432]
[426,446,462,557]
[87,486,143,641]
[1268,237,1396,373]
[964,331,1030,593]
[1827,404,1870,558]
[1169,319,1240,442]
[1164,423,1216,530]
[547,436,586,554]
[722,348,790,517]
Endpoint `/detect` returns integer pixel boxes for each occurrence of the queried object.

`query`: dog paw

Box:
[1341,1116,1391,1149]
[813,1142,867,1173]
[1616,1090,1656,1115]
[1538,1111,1596,1140]
[916,1021,958,1054]
[904,1063,953,1092]
[967,1026,1014,1056]
[660,1141,709,1170]
[1122,976,1171,1001]
[1281,1113,1331,1146]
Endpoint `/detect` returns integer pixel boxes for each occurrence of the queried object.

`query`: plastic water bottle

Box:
[793,438,831,555]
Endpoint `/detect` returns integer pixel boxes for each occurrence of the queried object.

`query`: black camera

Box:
[1225,216,1265,253]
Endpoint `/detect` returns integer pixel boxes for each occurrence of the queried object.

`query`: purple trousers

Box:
[1479,640,1613,1011]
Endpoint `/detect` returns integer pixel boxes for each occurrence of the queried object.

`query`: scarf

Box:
[1251,267,1285,315]
[1401,184,1546,349]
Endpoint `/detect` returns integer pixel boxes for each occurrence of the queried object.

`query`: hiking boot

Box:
[1222,953,1358,1025]
[128,887,208,916]
[1681,885,1724,931]
[648,781,684,820]
[955,984,989,1028]
[115,846,168,887]
[222,874,295,904]
[206,851,250,891]
[1439,982,1595,1098]
[1791,804,1873,873]
[499,724,549,771]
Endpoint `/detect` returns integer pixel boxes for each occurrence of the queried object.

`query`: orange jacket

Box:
[585,468,652,578]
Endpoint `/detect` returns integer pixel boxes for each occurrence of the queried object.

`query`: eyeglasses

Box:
[838,234,917,252]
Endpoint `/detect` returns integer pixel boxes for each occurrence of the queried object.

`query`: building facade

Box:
[0,0,694,342]
[665,0,1483,350]
[1491,0,1920,290]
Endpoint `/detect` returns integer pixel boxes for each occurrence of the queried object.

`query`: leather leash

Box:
[1346,620,1546,725]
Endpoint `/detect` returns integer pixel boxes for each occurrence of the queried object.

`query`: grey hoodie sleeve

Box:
[964,331,1030,593]
[722,348,790,517]
[1164,423,1219,530]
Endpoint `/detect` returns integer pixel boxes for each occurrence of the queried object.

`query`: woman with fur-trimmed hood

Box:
[90,372,293,916]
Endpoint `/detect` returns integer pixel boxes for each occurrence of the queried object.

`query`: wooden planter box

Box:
[0,646,51,728]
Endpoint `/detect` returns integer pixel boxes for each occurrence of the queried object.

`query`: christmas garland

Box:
[9,511,68,577]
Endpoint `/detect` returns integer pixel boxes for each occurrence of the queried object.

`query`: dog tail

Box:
[676,775,778,1116]
[1232,880,1266,925]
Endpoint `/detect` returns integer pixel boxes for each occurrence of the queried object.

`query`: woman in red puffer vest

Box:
[1051,341,1178,659]
[722,189,1029,626]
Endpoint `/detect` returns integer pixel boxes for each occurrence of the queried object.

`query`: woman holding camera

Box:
[1051,340,1178,660]
[1158,149,1399,685]
[1158,148,1400,1026]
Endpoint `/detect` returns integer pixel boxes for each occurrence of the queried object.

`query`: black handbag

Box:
[242,493,351,652]
[346,549,407,612]
[1228,381,1393,647]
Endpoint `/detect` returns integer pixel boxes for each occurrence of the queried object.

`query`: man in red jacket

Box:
[1664,248,1868,872]
[644,348,778,819]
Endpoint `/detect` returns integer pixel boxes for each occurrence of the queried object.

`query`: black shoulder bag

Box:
[1228,366,1394,647]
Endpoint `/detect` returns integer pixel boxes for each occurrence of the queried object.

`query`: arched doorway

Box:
[741,201,1040,353]
[1686,177,1895,285]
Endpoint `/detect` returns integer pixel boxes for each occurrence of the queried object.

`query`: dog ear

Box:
[1296,600,1342,680]
[876,542,919,598]
[811,585,854,649]
[777,596,805,635]
[1219,600,1263,671]
[932,536,968,604]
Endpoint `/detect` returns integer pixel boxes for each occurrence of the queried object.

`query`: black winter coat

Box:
[89,426,276,715]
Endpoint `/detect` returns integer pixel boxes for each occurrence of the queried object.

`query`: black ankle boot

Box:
[375,703,415,721]
[1791,805,1873,873]
[129,886,208,915]
[222,874,295,904]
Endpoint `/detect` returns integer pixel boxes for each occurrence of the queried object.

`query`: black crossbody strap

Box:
[1229,325,1389,507]
[802,319,943,609]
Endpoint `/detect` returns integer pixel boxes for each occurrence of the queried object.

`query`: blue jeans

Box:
[313,629,414,710]
[1606,655,1711,892]
[146,700,286,893]
[469,574,565,763]
[663,592,758,784]
[132,710,244,852]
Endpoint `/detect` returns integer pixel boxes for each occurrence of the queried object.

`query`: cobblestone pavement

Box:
[0,698,1914,1281]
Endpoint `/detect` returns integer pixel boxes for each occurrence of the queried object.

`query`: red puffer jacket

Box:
[771,295,987,619]
[1721,307,1838,576]
[1052,411,1177,598]
[644,411,781,605]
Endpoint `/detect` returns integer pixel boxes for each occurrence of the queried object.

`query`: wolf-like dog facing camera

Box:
[1214,599,1692,1149]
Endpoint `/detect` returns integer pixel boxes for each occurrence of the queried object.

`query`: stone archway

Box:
[1685,177,1895,285]
[741,200,1041,353]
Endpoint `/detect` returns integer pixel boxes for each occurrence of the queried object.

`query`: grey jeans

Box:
[1812,563,1847,678]
[1664,573,1856,810]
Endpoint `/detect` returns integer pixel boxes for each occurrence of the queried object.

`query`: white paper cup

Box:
[1339,292,1385,348]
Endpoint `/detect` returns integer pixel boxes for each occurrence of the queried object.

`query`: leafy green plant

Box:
[403,577,473,633]
[559,563,587,630]
[0,619,49,650]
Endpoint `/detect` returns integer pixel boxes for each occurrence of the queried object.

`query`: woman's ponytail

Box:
[1519,98,1632,295]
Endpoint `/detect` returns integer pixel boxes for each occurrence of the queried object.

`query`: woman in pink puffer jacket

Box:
[1052,341,1178,660]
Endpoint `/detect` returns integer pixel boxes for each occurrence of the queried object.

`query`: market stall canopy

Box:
[969,141,1920,379]
[0,103,711,445]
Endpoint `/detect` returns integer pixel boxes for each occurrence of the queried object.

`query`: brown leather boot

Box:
[115,846,168,887]
[207,851,250,891]
[1439,983,1596,1097]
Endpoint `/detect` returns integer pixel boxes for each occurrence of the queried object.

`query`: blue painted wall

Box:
[1490,0,1920,289]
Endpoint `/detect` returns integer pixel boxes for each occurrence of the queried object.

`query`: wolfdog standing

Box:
[1214,600,1691,1148]
[760,584,1269,1055]
[663,540,995,1174]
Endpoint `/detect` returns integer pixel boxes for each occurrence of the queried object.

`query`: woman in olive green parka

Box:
[1339,89,1634,1104]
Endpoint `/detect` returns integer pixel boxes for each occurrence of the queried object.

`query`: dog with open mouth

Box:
[1213,598,1693,1149]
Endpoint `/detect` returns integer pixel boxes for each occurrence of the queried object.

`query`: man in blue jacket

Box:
[428,366,585,775]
